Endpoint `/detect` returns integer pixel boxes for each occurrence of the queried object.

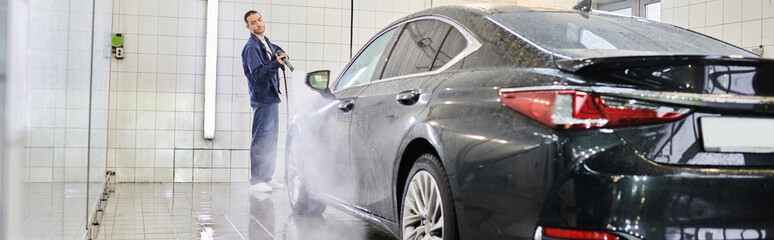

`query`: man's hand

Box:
[276,52,286,65]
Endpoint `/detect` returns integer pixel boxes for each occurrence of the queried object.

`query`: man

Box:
[242,10,286,192]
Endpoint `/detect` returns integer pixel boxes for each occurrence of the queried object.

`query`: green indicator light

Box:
[112,34,123,48]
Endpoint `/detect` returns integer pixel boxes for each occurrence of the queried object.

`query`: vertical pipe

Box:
[350,0,354,59]
[85,0,97,235]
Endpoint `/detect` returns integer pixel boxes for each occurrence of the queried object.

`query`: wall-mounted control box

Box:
[112,33,124,59]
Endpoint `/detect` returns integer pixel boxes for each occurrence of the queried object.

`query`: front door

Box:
[349,19,470,220]
[308,27,400,203]
[302,85,364,203]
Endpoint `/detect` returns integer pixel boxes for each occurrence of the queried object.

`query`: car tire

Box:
[285,135,326,216]
[401,154,458,240]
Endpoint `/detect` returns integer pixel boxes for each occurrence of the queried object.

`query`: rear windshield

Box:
[487,11,756,58]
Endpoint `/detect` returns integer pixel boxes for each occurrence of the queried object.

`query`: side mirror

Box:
[305,70,330,91]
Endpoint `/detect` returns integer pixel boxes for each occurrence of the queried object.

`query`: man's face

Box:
[246,13,265,36]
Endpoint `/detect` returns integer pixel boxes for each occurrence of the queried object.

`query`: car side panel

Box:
[421,69,570,239]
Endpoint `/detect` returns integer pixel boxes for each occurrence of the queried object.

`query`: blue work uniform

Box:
[241,34,284,185]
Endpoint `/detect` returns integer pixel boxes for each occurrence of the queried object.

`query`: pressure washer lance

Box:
[278,51,291,114]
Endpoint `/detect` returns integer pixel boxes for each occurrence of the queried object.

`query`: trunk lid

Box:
[557,55,774,167]
[556,55,774,97]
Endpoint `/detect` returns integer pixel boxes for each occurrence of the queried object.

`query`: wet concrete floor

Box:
[96,183,396,240]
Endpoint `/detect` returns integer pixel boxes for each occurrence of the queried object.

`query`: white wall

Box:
[24,0,113,185]
[26,0,109,183]
[20,0,114,238]
[661,0,774,58]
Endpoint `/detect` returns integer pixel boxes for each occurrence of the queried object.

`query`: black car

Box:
[285,4,774,240]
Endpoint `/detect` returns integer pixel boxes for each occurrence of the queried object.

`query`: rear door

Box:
[348,17,474,220]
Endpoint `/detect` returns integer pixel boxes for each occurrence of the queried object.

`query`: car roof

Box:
[398,4,580,20]
[384,4,583,35]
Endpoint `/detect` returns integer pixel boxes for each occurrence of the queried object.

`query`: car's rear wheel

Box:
[285,136,326,216]
[401,154,458,240]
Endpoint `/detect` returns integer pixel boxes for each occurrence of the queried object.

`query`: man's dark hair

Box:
[244,10,259,24]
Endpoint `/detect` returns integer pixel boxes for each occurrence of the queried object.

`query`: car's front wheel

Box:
[401,154,458,240]
[285,135,326,216]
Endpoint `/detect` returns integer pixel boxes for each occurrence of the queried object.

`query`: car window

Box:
[381,20,451,79]
[333,28,397,91]
[487,11,756,58]
[431,27,466,71]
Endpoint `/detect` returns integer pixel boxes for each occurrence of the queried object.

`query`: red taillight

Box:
[499,90,689,129]
[543,227,620,240]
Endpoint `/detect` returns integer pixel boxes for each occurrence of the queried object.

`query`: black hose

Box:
[282,69,289,111]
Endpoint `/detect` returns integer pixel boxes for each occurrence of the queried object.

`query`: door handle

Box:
[396,89,421,105]
[338,99,354,112]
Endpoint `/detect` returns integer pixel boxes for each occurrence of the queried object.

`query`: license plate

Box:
[701,117,774,153]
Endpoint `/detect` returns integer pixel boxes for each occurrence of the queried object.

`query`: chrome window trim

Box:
[331,15,482,93]
[500,85,774,105]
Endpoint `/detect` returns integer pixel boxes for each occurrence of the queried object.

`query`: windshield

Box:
[487,11,756,59]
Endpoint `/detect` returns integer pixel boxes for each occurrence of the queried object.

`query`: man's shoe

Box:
[250,182,273,192]
[266,180,284,189]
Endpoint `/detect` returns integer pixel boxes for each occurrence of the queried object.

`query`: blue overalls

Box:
[241,34,284,184]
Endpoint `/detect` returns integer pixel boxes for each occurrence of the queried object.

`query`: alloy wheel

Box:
[286,141,301,206]
[402,170,444,240]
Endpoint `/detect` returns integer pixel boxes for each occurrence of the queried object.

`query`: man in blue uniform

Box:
[242,10,286,192]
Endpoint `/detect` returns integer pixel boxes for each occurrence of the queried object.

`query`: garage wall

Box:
[660,0,774,58]
[26,0,113,184]
[20,0,114,238]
